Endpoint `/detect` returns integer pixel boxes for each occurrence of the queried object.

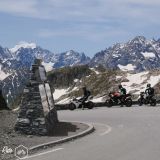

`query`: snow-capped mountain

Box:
[52,50,90,68]
[0,46,13,60]
[90,36,160,72]
[0,42,90,107]
[10,42,90,69]
[10,41,37,53]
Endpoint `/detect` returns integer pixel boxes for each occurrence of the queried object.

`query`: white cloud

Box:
[0,0,159,24]
[38,24,130,43]
[0,0,160,44]
[0,0,38,16]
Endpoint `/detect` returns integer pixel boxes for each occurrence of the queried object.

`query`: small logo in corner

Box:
[15,145,28,159]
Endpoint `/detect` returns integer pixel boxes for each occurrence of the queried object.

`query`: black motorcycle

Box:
[138,92,156,106]
[106,92,132,107]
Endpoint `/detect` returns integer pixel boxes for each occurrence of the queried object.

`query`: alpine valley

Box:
[1,36,160,107]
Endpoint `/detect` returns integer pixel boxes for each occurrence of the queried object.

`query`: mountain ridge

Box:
[90,36,160,72]
[1,36,160,107]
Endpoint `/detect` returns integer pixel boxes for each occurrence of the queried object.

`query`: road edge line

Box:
[29,121,94,154]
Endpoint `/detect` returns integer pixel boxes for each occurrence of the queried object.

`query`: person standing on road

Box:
[80,86,91,109]
[145,83,155,101]
[118,84,127,107]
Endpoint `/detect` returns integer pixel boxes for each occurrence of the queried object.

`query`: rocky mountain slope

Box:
[50,66,160,104]
[90,36,160,72]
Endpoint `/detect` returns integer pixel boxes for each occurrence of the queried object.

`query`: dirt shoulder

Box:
[0,110,89,160]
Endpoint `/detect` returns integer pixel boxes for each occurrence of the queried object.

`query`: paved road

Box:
[26,105,160,160]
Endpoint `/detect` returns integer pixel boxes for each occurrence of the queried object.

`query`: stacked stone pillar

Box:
[15,59,58,135]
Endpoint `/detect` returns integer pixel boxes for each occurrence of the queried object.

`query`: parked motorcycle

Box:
[106,92,132,107]
[138,92,156,106]
[69,96,94,110]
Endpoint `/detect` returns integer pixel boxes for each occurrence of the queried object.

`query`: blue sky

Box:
[0,0,160,57]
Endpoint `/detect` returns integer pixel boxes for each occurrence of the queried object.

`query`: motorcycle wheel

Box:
[69,103,76,110]
[86,101,94,109]
[150,99,156,106]
[125,99,132,107]
[106,100,113,108]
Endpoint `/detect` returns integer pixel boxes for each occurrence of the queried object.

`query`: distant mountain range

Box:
[1,36,160,107]
[1,36,160,74]
[91,36,160,72]
[0,42,90,107]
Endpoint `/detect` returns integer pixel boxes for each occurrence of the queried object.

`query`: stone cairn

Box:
[15,59,58,135]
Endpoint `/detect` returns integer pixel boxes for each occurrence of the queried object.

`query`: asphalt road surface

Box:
[26,105,160,160]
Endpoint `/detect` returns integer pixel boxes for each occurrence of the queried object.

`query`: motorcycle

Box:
[69,96,94,110]
[138,92,156,106]
[105,92,132,107]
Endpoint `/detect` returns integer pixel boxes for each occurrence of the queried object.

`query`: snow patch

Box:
[90,68,100,74]
[92,96,105,103]
[116,76,122,79]
[10,41,36,53]
[141,52,155,58]
[42,62,54,72]
[118,64,136,71]
[53,88,69,100]
[72,86,79,91]
[121,71,160,94]
[74,79,79,83]
[0,65,10,80]
[57,98,71,104]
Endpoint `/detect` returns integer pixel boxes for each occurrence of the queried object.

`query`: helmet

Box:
[118,85,122,89]
[147,83,151,88]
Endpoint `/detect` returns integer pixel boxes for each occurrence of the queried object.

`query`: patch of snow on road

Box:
[118,64,136,71]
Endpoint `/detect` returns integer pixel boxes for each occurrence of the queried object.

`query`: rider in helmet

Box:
[118,84,127,107]
[79,86,91,109]
[145,83,155,101]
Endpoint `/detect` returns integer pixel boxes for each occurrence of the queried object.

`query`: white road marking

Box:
[92,122,112,136]
[99,125,112,136]
[61,120,112,137]
[21,148,64,159]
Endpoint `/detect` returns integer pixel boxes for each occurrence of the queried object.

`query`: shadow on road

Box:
[51,122,80,137]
